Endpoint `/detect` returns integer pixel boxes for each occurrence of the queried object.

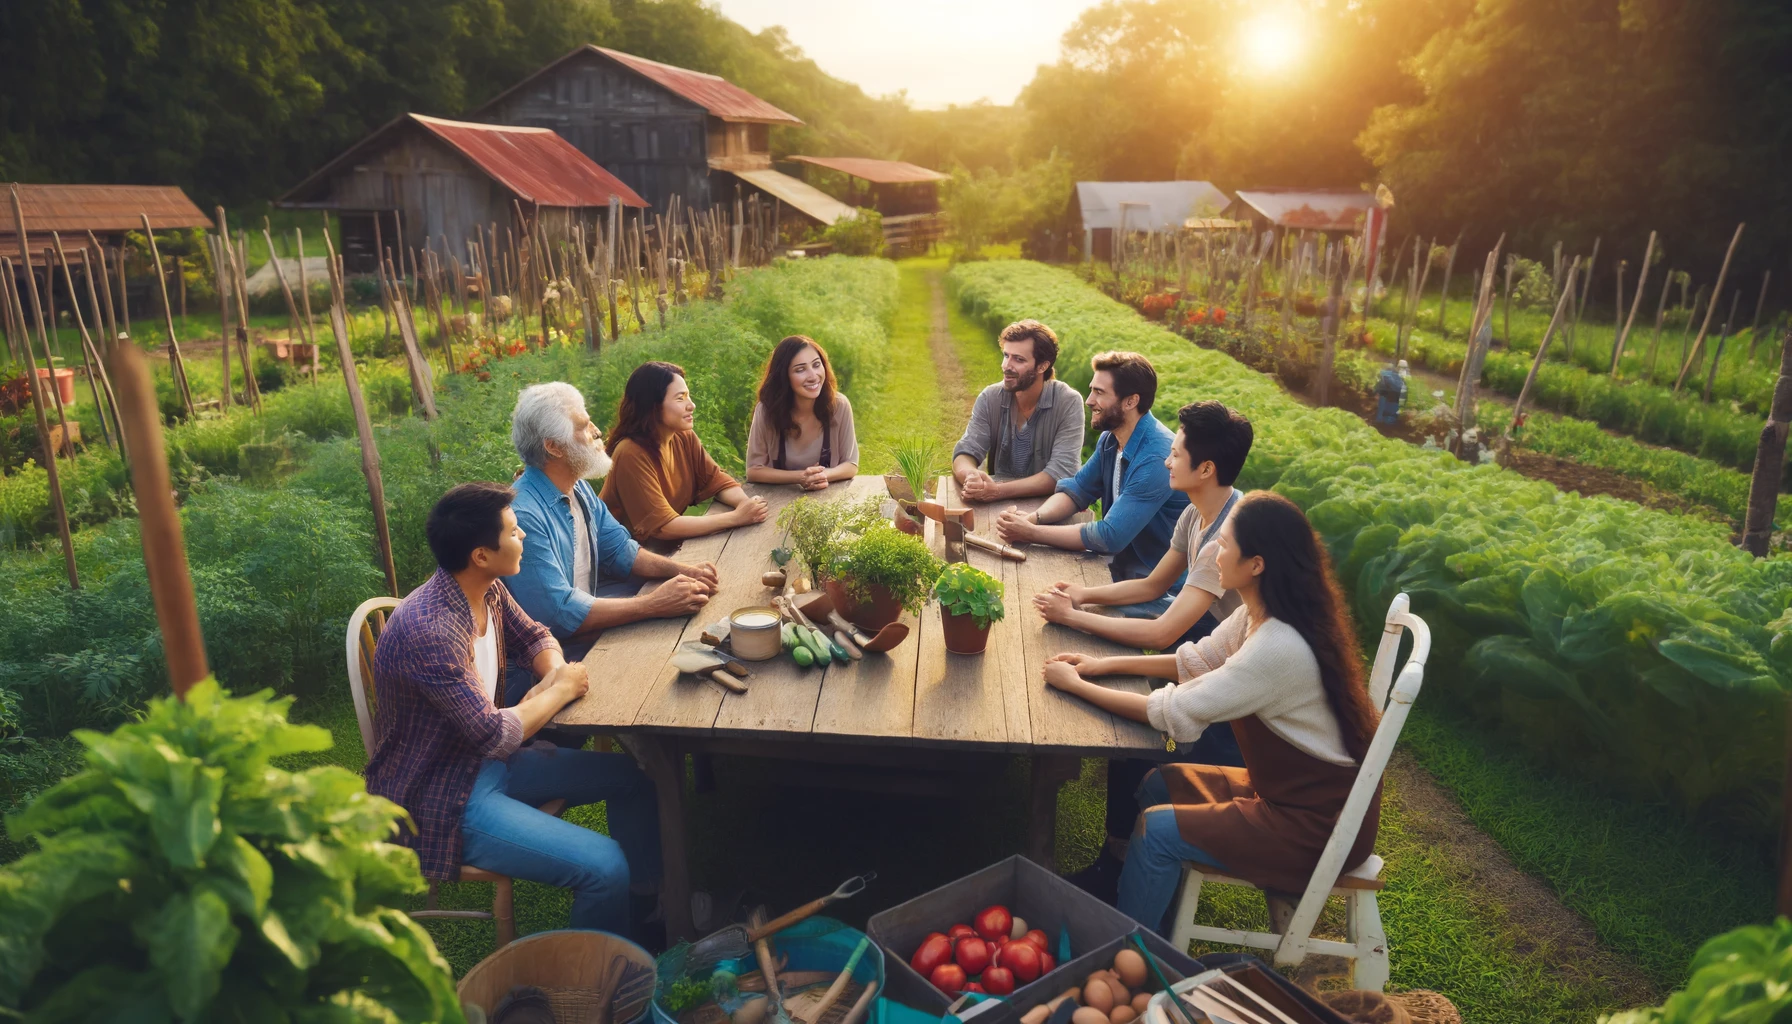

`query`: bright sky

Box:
[711,0,1093,108]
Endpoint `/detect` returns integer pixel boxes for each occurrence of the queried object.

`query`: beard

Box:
[1091,404,1125,433]
[563,433,613,480]
[1003,368,1039,392]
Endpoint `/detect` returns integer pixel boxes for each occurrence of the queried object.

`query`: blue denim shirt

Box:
[506,466,640,642]
[1055,413,1189,583]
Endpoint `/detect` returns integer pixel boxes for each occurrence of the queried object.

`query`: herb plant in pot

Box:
[932,562,1006,654]
[826,523,944,632]
[884,434,943,536]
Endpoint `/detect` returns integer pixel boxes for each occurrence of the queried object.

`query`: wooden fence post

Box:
[50,234,115,449]
[1453,241,1504,460]
[31,246,76,457]
[1705,290,1742,403]
[76,246,128,457]
[1611,232,1657,377]
[297,228,319,382]
[1435,230,1461,332]
[1498,256,1581,465]
[322,231,400,597]
[110,343,208,694]
[1748,271,1773,362]
[140,213,197,418]
[1677,223,1745,390]
[1742,324,1792,556]
[215,208,235,408]
[2,255,79,589]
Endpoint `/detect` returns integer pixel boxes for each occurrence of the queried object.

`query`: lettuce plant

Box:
[1600,918,1792,1023]
[0,680,464,1022]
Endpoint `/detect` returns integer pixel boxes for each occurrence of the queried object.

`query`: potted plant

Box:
[884,434,943,536]
[932,562,1006,654]
[826,523,944,632]
[775,494,885,587]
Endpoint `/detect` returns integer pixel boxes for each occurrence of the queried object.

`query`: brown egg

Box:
[1109,1007,1137,1024]
[1112,949,1149,990]
[1072,1007,1110,1024]
[1083,980,1114,1015]
[1131,993,1152,1015]
[1021,1007,1050,1024]
[1105,979,1130,1006]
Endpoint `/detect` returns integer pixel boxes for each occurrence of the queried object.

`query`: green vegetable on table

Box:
[792,645,815,668]
[662,975,714,1014]
[782,623,799,651]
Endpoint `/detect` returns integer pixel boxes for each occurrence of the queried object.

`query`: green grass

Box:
[853,259,954,470]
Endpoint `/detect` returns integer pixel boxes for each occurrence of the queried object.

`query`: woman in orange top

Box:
[599,361,770,542]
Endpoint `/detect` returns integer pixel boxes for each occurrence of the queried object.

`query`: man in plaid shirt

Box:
[364,482,660,938]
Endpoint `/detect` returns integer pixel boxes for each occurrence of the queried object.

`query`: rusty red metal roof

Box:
[1,183,211,237]
[1231,189,1374,231]
[593,47,801,125]
[411,115,646,207]
[279,114,647,209]
[789,156,947,184]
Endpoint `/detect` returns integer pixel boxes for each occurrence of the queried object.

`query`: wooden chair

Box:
[347,596,565,949]
[1165,592,1431,991]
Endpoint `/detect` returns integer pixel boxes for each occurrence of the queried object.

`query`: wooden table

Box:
[555,475,1167,939]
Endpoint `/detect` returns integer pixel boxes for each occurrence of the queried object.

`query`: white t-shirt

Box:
[1169,489,1243,622]
[473,604,499,703]
[572,492,595,595]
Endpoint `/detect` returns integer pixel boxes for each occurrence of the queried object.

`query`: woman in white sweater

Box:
[1042,491,1382,932]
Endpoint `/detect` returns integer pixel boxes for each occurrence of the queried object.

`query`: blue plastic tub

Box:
[655,917,886,1024]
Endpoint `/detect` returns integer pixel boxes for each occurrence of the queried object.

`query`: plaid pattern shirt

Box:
[364,568,560,879]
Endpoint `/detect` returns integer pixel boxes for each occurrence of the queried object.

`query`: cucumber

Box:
[791,645,814,668]
[781,623,799,651]
[802,626,833,664]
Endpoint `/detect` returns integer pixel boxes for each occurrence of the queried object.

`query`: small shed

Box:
[1076,181,1227,262]
[1227,189,1375,233]
[788,156,948,216]
[279,113,646,273]
[1,183,211,261]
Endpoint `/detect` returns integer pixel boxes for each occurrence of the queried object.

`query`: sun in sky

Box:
[1239,10,1304,75]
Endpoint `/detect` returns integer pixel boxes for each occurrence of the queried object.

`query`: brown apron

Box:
[1153,713,1381,895]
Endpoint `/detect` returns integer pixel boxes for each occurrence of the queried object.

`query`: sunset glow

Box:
[1240,11,1304,74]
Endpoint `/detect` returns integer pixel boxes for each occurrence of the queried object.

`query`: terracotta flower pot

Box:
[940,609,991,655]
[893,500,923,535]
[825,577,903,633]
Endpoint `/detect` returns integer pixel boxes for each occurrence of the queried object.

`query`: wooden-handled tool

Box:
[916,500,975,563]
[964,532,1026,561]
[671,646,748,694]
[680,640,748,677]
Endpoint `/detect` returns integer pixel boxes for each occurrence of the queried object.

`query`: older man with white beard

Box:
[504,382,719,708]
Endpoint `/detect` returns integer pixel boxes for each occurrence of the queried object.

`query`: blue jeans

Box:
[460,746,662,934]
[1116,769,1228,934]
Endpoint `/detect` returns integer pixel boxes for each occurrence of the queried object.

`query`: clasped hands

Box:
[1041,651,1116,692]
[992,505,1040,545]
[647,560,720,615]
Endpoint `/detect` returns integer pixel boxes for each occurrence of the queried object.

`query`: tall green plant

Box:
[775,495,885,586]
[0,680,463,1021]
[831,523,944,614]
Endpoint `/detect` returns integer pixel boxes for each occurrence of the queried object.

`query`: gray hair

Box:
[512,382,587,468]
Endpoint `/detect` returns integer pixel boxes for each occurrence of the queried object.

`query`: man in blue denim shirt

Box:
[504,382,719,706]
[994,351,1188,610]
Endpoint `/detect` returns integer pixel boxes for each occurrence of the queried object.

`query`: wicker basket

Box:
[1389,990,1461,1024]
[458,930,657,1024]
[1319,989,1461,1024]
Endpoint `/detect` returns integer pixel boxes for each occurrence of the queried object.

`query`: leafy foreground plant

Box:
[0,679,464,1023]
[831,523,945,615]
[933,562,1006,629]
[1600,917,1792,1022]
[775,495,886,586]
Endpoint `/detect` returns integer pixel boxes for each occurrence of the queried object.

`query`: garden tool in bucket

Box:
[678,873,876,978]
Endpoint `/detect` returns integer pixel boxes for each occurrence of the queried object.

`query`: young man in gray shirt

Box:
[952,320,1086,501]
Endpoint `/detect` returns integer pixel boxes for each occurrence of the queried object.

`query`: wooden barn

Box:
[470,45,825,218]
[2,183,210,262]
[278,113,646,273]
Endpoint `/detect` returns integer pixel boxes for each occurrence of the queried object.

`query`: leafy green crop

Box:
[831,523,945,615]
[1599,918,1792,1023]
[951,260,1792,833]
[0,679,464,1022]
[775,495,887,588]
[933,562,1006,629]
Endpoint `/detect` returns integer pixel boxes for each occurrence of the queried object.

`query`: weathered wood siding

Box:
[315,127,510,268]
[478,50,711,211]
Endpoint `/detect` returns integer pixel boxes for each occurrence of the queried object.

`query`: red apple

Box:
[1000,939,1041,983]
[948,923,978,941]
[1023,929,1050,951]
[930,963,967,995]
[912,933,953,977]
[980,967,1016,996]
[954,936,992,975]
[974,905,1013,942]
[1038,951,1056,975]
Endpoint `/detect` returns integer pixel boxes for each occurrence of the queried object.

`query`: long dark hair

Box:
[610,360,685,460]
[757,335,837,440]
[1230,491,1379,761]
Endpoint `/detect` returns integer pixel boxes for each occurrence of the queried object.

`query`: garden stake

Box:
[1744,324,1792,556]
[1677,222,1745,390]
[76,245,128,459]
[32,246,76,457]
[1611,231,1657,377]
[1434,229,1461,332]
[139,212,196,417]
[50,233,115,449]
[264,220,309,367]
[297,227,319,381]
[1705,289,1742,403]
[1499,256,1581,465]
[1566,236,1598,361]
[322,231,400,597]
[1502,252,1515,347]
[4,257,78,589]
[1748,271,1772,361]
[211,225,235,409]
[9,191,77,454]
[1452,240,1504,459]
[1676,284,1709,384]
[1644,270,1676,380]
[111,342,210,692]
[111,241,131,339]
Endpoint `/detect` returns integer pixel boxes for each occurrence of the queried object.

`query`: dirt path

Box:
[925,270,973,426]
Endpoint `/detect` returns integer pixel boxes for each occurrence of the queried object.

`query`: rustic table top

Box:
[555,474,1167,758]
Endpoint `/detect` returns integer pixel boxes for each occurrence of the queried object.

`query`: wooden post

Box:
[50,235,115,449]
[1748,272,1773,362]
[322,232,400,597]
[1677,284,1710,385]
[1705,290,1742,403]
[1314,242,1353,407]
[1743,324,1792,557]
[210,230,235,410]
[223,230,261,413]
[1498,256,1580,464]
[1434,231,1461,333]
[113,243,131,339]
[1502,253,1515,347]
[139,213,196,417]
[384,254,437,420]
[1566,237,1599,362]
[1453,242,1504,460]
[76,246,128,457]
[1677,222,1745,391]
[1645,271,1677,380]
[264,221,308,363]
[3,256,79,589]
[1611,232,1657,377]
[33,246,76,457]
[9,190,77,457]
[111,342,208,694]
[297,228,319,382]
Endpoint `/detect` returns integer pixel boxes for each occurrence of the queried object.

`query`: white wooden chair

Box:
[347,596,565,949]
[1165,592,1431,991]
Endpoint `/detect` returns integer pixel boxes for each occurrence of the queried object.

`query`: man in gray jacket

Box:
[952,320,1086,501]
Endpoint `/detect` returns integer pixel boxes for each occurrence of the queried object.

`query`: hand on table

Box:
[1041,659,1086,693]
[543,661,590,702]
[680,560,720,589]
[645,574,714,616]
[799,465,831,491]
[960,469,999,502]
[1046,651,1113,677]
[730,495,771,526]
[1031,582,1080,624]
[994,506,1036,545]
